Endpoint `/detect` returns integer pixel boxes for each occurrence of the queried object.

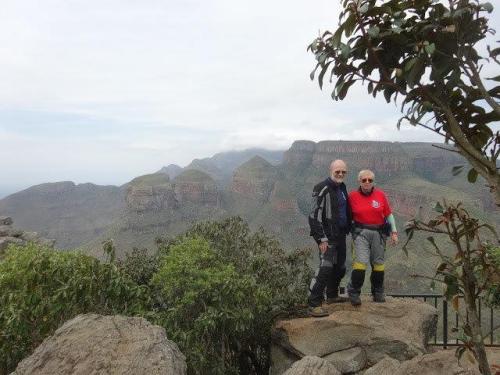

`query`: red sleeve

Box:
[382,191,392,217]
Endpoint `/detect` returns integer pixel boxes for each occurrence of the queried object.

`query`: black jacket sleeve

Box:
[308,182,328,244]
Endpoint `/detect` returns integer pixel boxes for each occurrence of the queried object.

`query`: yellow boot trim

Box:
[373,264,385,272]
[353,262,367,270]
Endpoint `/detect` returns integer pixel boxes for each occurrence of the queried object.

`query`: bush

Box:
[153,217,313,374]
[169,217,313,315]
[117,247,159,286]
[0,243,148,374]
[151,237,272,375]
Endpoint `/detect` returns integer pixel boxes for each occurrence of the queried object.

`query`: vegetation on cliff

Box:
[0,218,312,375]
[0,243,148,374]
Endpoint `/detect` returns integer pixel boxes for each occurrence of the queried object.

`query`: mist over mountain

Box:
[0,140,497,292]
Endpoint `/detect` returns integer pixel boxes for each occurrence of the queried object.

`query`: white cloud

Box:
[0,0,494,196]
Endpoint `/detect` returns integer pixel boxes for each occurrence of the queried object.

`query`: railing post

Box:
[443,299,448,349]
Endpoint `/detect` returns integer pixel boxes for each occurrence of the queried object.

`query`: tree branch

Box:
[466,59,500,117]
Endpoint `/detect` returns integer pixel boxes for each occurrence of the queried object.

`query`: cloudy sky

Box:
[0,0,495,197]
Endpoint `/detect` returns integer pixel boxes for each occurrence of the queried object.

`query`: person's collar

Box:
[359,186,374,196]
[327,177,342,188]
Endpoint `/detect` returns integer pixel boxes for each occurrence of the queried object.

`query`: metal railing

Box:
[388,293,499,348]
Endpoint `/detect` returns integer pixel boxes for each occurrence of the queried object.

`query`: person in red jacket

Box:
[347,169,398,306]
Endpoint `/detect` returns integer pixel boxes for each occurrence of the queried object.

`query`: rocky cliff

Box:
[231,156,278,203]
[174,170,219,206]
[1,141,497,273]
[126,174,177,212]
[272,297,438,374]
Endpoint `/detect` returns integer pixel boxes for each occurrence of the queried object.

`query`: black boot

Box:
[348,269,365,306]
[371,270,385,302]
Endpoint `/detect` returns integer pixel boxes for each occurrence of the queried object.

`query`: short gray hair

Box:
[358,169,375,180]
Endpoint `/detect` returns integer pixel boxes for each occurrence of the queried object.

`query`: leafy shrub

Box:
[0,243,148,374]
[166,217,313,315]
[151,237,272,375]
[153,217,313,373]
[117,247,159,286]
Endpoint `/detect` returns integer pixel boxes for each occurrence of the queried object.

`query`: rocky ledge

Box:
[0,216,55,254]
[271,297,438,374]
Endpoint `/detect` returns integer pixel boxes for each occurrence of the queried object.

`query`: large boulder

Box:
[271,297,437,374]
[12,314,187,375]
[282,356,340,375]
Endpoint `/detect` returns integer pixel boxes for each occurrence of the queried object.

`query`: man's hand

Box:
[390,232,399,246]
[319,241,328,253]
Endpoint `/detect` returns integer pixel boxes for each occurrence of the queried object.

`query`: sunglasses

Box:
[334,170,347,175]
[361,178,374,183]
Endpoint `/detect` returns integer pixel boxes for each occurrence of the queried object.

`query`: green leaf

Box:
[383,86,396,103]
[434,202,443,213]
[486,75,500,82]
[424,43,436,55]
[406,57,425,88]
[404,57,418,72]
[340,44,351,60]
[467,168,478,183]
[367,81,374,94]
[331,25,344,48]
[343,14,356,37]
[318,61,332,90]
[310,63,320,81]
[338,79,355,100]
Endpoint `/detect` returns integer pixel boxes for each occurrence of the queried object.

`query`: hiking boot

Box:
[373,294,386,303]
[308,306,329,317]
[349,294,362,306]
[326,296,349,304]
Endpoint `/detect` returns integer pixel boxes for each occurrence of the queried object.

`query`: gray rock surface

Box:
[323,347,366,373]
[0,216,13,225]
[363,356,401,375]
[12,314,187,375]
[282,356,341,375]
[0,217,55,254]
[271,297,437,374]
[364,350,480,375]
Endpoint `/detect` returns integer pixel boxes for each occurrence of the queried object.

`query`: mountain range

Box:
[1,140,497,292]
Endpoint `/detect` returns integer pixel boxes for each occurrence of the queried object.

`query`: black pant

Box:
[308,235,347,307]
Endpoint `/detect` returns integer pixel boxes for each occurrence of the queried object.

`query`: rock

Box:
[0,225,23,237]
[363,356,401,375]
[271,297,437,374]
[364,350,480,375]
[19,231,39,242]
[282,356,341,375]
[0,216,13,225]
[323,347,366,373]
[12,314,187,375]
